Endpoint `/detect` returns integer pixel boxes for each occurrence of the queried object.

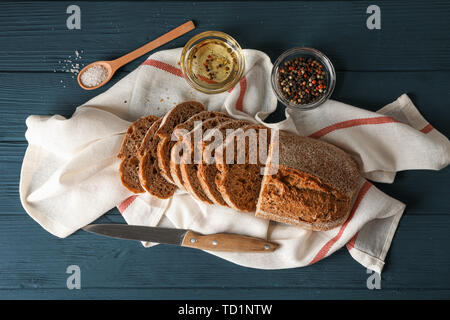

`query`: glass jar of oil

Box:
[180,31,245,94]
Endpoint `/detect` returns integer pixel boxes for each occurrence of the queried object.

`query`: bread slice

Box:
[179,117,233,204]
[255,130,361,231]
[119,158,144,194]
[118,115,158,160]
[138,118,176,199]
[168,111,232,189]
[117,115,158,193]
[197,119,251,206]
[214,124,271,212]
[156,101,206,182]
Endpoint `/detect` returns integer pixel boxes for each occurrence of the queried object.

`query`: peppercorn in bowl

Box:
[271,47,336,110]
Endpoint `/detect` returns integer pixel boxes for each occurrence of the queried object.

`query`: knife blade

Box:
[83,224,278,253]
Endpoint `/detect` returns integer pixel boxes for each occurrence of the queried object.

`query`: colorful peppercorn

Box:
[277,57,328,105]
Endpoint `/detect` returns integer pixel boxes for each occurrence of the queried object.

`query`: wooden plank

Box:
[0,70,448,141]
[0,0,449,300]
[0,214,449,294]
[0,1,449,72]
[1,288,450,300]
[4,155,449,215]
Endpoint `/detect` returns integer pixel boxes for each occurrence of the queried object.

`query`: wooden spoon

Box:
[77,20,195,90]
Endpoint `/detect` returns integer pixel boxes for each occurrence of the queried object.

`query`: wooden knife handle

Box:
[181,230,278,252]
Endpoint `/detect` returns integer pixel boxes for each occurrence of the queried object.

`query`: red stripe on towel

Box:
[420,124,434,134]
[308,181,372,265]
[141,59,184,78]
[308,116,399,139]
[346,232,359,250]
[117,195,138,214]
[235,77,247,111]
[141,58,241,97]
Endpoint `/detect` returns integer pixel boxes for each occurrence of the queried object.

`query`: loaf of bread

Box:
[255,130,361,231]
[138,118,176,199]
[117,101,361,231]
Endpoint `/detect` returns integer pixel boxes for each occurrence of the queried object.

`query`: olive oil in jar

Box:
[186,39,239,87]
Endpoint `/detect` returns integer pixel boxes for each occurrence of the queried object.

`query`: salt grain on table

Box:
[80,65,109,87]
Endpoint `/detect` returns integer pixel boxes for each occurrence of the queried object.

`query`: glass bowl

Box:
[271,47,336,110]
[180,31,245,94]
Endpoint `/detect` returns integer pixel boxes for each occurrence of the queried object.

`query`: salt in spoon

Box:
[77,20,195,90]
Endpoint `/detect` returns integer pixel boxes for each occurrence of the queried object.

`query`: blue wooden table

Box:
[0,1,449,299]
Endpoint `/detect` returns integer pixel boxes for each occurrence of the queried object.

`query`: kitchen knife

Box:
[83,224,278,252]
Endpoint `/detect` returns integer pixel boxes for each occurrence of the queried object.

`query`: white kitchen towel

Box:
[20,48,450,273]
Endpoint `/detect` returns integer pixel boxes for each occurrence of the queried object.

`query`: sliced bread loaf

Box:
[138,118,176,199]
[117,115,158,193]
[255,130,361,231]
[197,119,251,206]
[214,124,271,212]
[156,101,206,182]
[160,110,231,189]
[179,117,233,204]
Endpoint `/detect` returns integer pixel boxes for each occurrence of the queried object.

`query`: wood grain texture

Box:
[0,1,449,299]
[0,1,449,72]
[0,215,449,297]
[181,230,278,252]
[1,288,450,300]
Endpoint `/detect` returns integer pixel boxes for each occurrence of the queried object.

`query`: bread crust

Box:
[138,118,176,199]
[255,130,361,230]
[170,140,188,189]
[118,115,158,160]
[117,115,158,193]
[156,101,206,139]
[119,158,144,194]
[117,102,362,231]
[154,101,206,182]
[156,137,175,182]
